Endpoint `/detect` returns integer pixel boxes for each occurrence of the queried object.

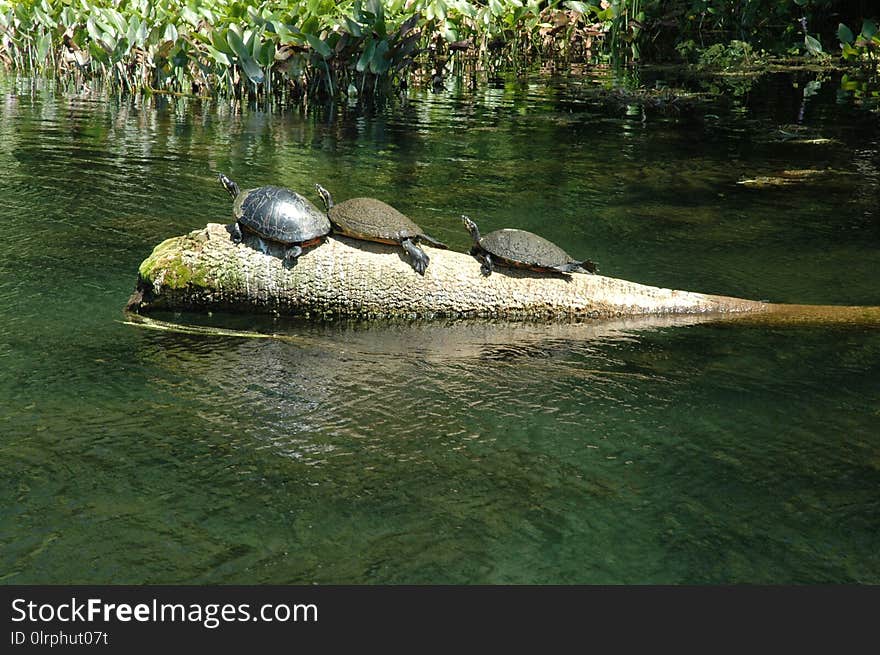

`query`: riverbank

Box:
[2,1,876,108]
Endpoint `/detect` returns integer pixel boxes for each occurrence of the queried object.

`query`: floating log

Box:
[125,223,880,326]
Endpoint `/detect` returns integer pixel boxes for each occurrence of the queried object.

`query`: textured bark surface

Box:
[126,223,879,325]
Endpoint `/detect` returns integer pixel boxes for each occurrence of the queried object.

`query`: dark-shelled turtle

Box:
[461,215,598,277]
[315,183,447,275]
[219,173,330,265]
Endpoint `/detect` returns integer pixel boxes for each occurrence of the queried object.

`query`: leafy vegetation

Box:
[836,18,879,111]
[838,18,878,65]
[0,1,877,103]
[0,0,612,102]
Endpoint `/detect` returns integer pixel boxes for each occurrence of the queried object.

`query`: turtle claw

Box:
[479,252,493,276]
[401,238,429,275]
[284,245,303,266]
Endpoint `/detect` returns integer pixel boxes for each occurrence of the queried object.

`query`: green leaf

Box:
[211,29,233,55]
[36,33,51,63]
[127,18,139,49]
[163,23,178,44]
[86,17,102,44]
[252,36,263,62]
[227,28,265,84]
[301,15,319,36]
[369,39,389,74]
[258,41,275,67]
[365,0,384,22]
[136,22,147,47]
[862,19,878,39]
[171,47,188,68]
[452,2,475,19]
[563,1,594,14]
[356,37,375,72]
[181,7,200,28]
[305,33,332,58]
[239,56,265,85]
[243,29,256,52]
[88,41,109,65]
[837,23,854,45]
[206,45,231,67]
[427,0,446,21]
[344,16,362,37]
[34,7,53,28]
[226,28,249,59]
[103,8,127,36]
[804,34,823,56]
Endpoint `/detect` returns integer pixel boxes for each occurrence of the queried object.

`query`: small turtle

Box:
[315,184,447,275]
[219,173,330,266]
[461,215,598,276]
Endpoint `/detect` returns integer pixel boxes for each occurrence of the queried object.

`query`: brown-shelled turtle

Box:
[314,183,447,275]
[218,173,330,266]
[461,215,598,276]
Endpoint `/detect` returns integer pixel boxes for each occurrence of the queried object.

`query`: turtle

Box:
[218,173,330,266]
[314,183,447,275]
[460,215,598,277]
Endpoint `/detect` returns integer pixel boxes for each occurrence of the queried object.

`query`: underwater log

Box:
[125,223,880,325]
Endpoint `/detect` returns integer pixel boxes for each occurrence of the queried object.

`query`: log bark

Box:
[125,223,880,325]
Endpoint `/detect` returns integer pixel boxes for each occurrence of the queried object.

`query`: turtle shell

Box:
[328,197,427,244]
[479,229,578,270]
[234,186,330,244]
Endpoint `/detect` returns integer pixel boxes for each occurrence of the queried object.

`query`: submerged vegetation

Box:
[0,1,877,105]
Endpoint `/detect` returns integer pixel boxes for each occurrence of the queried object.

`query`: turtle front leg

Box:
[477,252,493,276]
[401,238,429,275]
[230,222,243,244]
[283,245,303,266]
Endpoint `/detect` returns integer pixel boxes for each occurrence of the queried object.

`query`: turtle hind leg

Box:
[401,238,429,275]
[230,222,243,244]
[419,233,448,250]
[555,260,598,274]
[283,245,303,266]
[576,260,599,274]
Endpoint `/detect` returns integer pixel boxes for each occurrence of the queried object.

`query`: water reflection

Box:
[127,313,699,461]
[0,73,878,583]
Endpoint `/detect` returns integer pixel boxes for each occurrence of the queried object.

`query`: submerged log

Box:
[126,223,880,325]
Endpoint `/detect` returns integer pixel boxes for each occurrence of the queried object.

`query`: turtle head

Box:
[315,183,333,211]
[460,215,481,244]
[218,173,239,200]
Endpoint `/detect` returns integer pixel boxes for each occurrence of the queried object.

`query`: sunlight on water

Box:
[0,73,878,584]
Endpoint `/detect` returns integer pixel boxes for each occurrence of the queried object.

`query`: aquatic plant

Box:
[1,1,877,104]
[838,19,878,67]
[0,0,612,102]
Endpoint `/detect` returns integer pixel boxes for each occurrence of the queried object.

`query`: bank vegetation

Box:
[1,1,877,105]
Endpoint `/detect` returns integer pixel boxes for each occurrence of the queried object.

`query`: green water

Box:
[1,73,878,584]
